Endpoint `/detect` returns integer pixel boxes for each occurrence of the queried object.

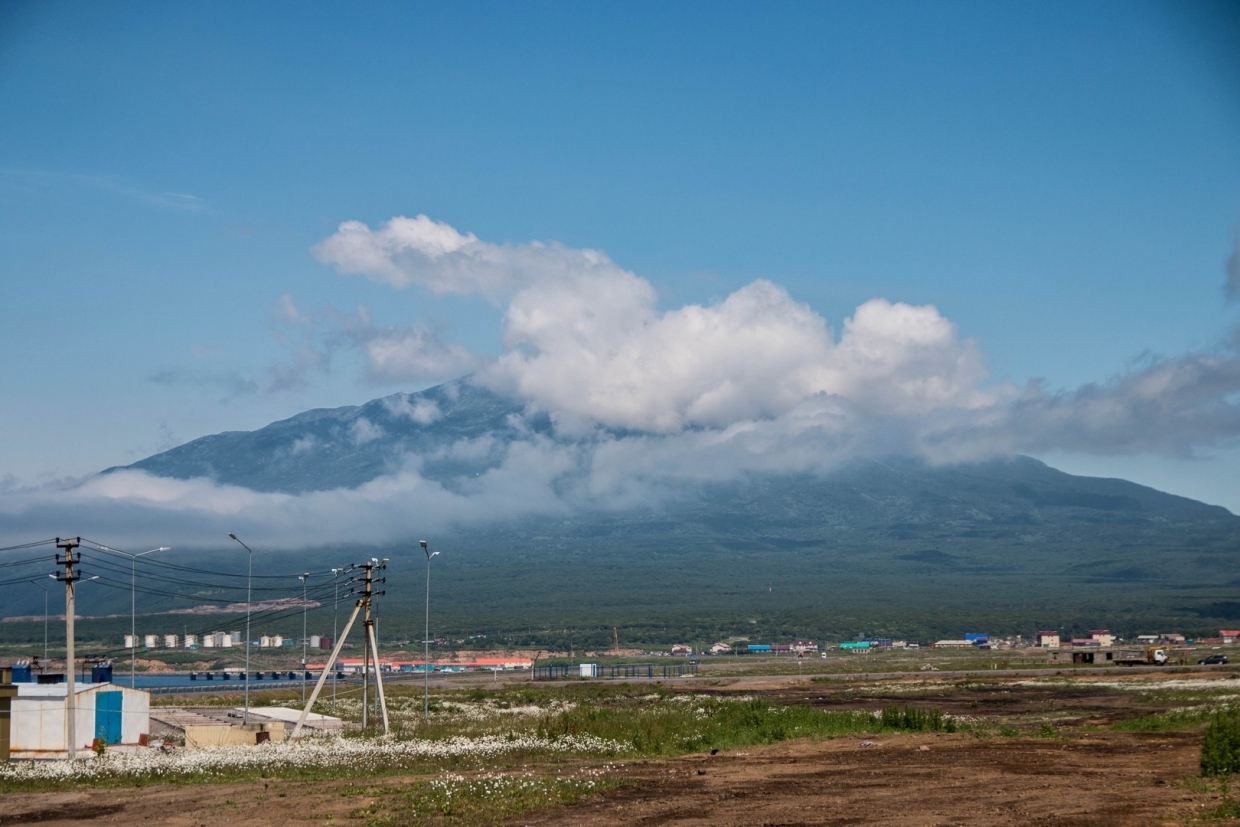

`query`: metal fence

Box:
[533,662,698,681]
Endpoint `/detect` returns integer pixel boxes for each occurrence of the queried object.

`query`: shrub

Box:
[1201,712,1240,776]
[879,705,956,733]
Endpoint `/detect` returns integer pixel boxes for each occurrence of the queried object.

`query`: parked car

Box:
[1198,654,1229,665]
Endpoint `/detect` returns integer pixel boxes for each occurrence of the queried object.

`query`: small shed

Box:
[11,683,149,758]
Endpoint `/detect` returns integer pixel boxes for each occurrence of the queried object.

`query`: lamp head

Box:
[419,540,427,549]
[228,533,237,540]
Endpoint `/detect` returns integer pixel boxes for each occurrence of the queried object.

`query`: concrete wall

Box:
[185,722,286,749]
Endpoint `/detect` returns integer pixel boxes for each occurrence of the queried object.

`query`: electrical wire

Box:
[0,539,59,553]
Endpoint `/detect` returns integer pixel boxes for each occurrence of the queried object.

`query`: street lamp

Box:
[28,579,49,664]
[420,540,439,723]
[299,572,310,704]
[227,533,254,725]
[94,545,171,689]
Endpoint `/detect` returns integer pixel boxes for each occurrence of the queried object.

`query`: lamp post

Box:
[94,546,171,689]
[299,572,310,703]
[420,540,439,723]
[227,533,254,725]
[28,579,49,664]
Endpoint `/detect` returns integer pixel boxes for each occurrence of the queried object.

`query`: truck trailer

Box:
[1113,647,1168,666]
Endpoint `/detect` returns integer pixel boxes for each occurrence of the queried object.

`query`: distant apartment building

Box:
[1088,630,1113,647]
[1037,631,1060,649]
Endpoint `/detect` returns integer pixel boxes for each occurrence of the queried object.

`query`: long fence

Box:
[533,662,698,681]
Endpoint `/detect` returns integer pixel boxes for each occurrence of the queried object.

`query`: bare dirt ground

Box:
[3,673,1237,826]
[534,732,1209,827]
[0,731,1218,826]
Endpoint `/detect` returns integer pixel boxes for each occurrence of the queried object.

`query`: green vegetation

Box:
[1113,709,1215,733]
[1202,712,1240,776]
[369,770,623,826]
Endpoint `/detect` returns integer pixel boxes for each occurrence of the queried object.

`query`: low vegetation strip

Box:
[0,733,622,784]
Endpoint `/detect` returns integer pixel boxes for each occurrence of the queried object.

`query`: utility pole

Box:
[361,564,370,731]
[292,558,387,739]
[299,572,309,704]
[54,537,80,760]
[359,558,388,730]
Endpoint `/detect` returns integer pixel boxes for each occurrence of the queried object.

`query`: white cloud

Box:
[350,418,384,445]
[383,395,442,425]
[483,278,993,434]
[313,214,631,303]
[362,323,478,384]
[315,216,996,433]
[264,298,478,391]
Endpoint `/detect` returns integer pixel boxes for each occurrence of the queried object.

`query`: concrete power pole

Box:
[54,537,81,760]
[292,559,388,739]
[359,559,388,730]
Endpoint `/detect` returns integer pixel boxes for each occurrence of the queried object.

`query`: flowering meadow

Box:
[0,731,622,784]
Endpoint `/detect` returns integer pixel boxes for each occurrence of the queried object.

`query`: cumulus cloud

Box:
[313,214,629,303]
[264,295,478,391]
[314,216,998,434]
[314,214,1240,458]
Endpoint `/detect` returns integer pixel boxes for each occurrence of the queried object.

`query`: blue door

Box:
[95,691,123,744]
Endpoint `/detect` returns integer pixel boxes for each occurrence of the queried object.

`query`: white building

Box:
[184,634,198,648]
[143,634,159,649]
[123,634,137,649]
[11,682,150,758]
[163,634,178,649]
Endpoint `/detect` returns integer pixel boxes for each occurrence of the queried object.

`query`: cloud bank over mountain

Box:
[314,214,1240,455]
[2,215,1238,546]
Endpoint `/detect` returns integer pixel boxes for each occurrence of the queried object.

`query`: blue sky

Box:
[2,1,1240,517]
